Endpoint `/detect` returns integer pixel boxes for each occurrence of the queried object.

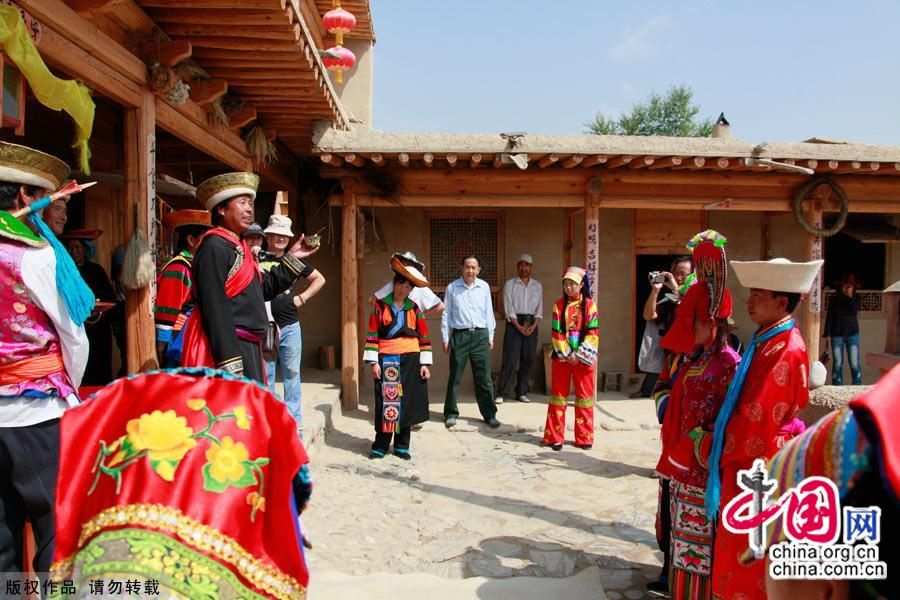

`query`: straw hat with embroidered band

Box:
[195,172,259,211]
[730,258,824,293]
[390,254,428,287]
[0,141,69,192]
[163,209,211,232]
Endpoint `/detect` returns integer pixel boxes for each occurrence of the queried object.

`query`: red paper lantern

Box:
[322,46,356,84]
[322,7,356,46]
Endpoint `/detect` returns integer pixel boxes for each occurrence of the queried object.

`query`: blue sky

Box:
[369,1,900,144]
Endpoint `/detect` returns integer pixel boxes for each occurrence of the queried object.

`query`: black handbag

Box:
[262,321,281,361]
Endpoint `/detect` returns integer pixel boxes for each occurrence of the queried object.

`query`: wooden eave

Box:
[311,126,900,176]
[133,0,350,155]
[313,127,900,214]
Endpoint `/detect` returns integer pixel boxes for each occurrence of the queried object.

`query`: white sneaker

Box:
[494,396,504,404]
[516,395,531,403]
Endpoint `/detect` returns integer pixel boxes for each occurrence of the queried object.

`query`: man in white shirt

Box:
[371,251,444,316]
[441,255,500,429]
[0,141,88,575]
[496,254,542,404]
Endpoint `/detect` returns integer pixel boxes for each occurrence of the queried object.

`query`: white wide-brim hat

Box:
[730,258,824,294]
[264,214,294,237]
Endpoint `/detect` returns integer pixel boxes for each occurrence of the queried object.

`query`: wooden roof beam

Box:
[672,157,706,170]
[188,78,228,105]
[228,107,257,129]
[151,10,289,25]
[628,156,655,169]
[151,40,193,67]
[343,154,365,167]
[398,153,410,167]
[492,154,503,168]
[537,153,558,168]
[605,155,634,169]
[648,156,683,169]
[177,37,298,51]
[163,24,296,40]
[833,161,863,174]
[581,155,607,168]
[561,155,584,168]
[320,153,343,167]
[446,154,458,168]
[423,153,434,168]
[470,153,482,168]
[369,153,385,167]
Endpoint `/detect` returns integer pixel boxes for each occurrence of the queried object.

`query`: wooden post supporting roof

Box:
[341,177,359,409]
[804,203,824,363]
[124,92,159,373]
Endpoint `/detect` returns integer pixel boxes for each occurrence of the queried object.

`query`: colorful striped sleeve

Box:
[154,261,192,340]
[582,298,599,352]
[416,308,432,365]
[362,305,380,363]
[653,352,683,424]
[550,300,570,356]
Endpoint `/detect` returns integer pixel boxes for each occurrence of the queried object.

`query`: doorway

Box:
[634,254,680,370]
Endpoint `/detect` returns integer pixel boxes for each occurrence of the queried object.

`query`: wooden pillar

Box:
[356,208,367,371]
[584,179,602,305]
[585,180,601,398]
[341,177,359,409]
[804,203,824,362]
[123,92,158,373]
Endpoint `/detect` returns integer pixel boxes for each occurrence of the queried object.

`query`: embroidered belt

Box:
[0,352,65,385]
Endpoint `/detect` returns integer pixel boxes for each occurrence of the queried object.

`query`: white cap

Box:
[730,258,824,294]
[516,253,533,265]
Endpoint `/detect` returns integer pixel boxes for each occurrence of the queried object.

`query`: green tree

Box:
[586,85,713,137]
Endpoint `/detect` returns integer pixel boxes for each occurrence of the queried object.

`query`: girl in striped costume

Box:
[543,266,599,450]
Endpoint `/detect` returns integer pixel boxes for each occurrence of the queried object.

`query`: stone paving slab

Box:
[309,566,607,600]
[301,389,664,598]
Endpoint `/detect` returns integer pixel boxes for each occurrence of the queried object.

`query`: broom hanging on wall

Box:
[121,203,155,290]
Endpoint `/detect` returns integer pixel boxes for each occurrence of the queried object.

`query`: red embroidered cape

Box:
[51,370,310,599]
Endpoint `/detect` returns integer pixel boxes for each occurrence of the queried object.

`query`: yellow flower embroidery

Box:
[126,410,197,463]
[205,436,249,483]
[233,406,251,430]
[186,398,206,411]
[155,461,176,482]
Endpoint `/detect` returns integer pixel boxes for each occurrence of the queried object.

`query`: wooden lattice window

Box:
[424,212,504,311]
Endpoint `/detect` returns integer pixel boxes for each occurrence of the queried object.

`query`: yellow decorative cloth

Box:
[0,5,95,173]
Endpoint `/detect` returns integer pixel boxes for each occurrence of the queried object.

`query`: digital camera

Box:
[648,271,667,284]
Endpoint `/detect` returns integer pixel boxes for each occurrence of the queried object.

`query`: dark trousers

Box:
[0,419,61,574]
[372,428,412,453]
[638,372,659,398]
[444,329,497,421]
[656,478,672,581]
[497,322,539,398]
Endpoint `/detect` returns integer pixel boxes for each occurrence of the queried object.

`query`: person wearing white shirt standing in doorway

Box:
[496,254,542,404]
[441,255,500,429]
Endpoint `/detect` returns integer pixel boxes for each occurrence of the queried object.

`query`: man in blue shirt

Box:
[441,255,501,429]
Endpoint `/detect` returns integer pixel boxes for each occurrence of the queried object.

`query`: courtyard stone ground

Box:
[296,370,664,599]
